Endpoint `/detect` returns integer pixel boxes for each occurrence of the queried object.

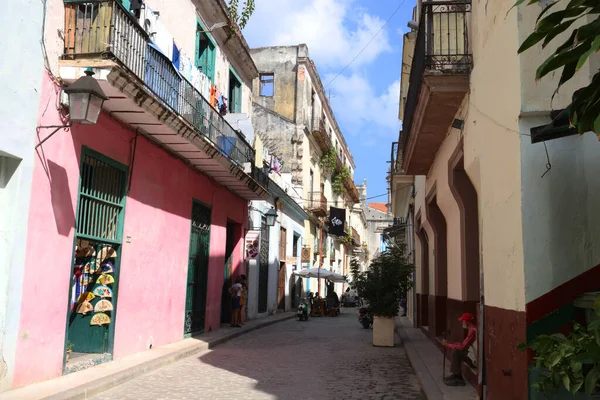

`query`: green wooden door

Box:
[184,201,211,335]
[67,148,127,356]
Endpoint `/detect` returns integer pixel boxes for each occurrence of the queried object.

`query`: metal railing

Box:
[63,0,254,167]
[390,141,404,174]
[402,0,472,150]
[251,165,270,189]
[307,191,327,213]
[393,217,406,226]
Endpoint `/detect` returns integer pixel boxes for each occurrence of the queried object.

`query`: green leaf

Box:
[585,366,600,396]
[537,39,593,80]
[537,1,560,23]
[549,351,562,367]
[537,8,587,33]
[519,30,551,53]
[573,379,584,395]
[542,19,578,49]
[563,375,571,391]
[517,342,528,352]
[577,18,600,43]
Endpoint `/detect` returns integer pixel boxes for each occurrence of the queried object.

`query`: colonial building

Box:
[393,0,600,398]
[5,0,268,391]
[250,44,361,296]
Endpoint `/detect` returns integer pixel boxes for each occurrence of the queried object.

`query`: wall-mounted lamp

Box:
[265,207,278,227]
[64,69,109,125]
[198,21,228,33]
[36,69,108,149]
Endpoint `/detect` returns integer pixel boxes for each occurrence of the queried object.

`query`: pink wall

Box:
[13,74,247,388]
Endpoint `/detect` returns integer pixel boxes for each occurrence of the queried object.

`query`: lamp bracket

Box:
[35,122,73,149]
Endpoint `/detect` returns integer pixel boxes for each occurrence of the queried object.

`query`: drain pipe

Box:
[478,224,486,399]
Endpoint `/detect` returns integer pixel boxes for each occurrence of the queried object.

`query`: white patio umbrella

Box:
[294,267,334,280]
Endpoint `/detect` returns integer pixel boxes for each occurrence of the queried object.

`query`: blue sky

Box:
[242,0,415,201]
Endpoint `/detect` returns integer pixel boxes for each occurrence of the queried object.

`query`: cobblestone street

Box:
[91,311,424,400]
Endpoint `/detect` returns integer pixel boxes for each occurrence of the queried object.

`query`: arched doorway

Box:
[426,187,448,339]
[449,141,480,304]
[416,214,430,329]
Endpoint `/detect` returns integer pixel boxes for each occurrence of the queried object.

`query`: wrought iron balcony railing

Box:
[402,0,472,150]
[63,0,254,167]
[390,141,404,174]
[307,191,328,217]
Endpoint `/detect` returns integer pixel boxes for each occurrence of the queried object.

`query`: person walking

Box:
[441,313,477,386]
[229,276,243,328]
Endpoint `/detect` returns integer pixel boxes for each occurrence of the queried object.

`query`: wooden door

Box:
[221,221,235,324]
[184,201,211,335]
[278,228,286,310]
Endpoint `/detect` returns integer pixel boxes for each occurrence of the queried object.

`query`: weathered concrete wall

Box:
[251,46,299,122]
[252,103,298,174]
[0,0,44,391]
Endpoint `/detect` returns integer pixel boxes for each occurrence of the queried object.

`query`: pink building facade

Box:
[7,0,266,390]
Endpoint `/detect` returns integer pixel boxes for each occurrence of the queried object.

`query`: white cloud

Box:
[242,0,392,69]
[327,73,401,142]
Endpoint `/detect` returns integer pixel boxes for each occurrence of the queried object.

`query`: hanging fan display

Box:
[101,261,114,274]
[98,246,117,261]
[78,292,95,302]
[76,301,93,315]
[93,285,112,298]
[83,259,100,274]
[90,312,111,326]
[94,299,114,312]
[98,274,115,285]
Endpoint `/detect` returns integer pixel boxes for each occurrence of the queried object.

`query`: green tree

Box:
[227,0,256,30]
[350,242,414,318]
[514,0,600,135]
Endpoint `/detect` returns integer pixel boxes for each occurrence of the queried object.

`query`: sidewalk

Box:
[0,312,294,400]
[396,317,478,400]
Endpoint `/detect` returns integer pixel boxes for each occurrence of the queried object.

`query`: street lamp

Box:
[64,69,109,125]
[265,208,278,227]
[35,69,108,149]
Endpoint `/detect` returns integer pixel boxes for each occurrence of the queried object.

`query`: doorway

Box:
[278,227,287,310]
[65,148,127,372]
[221,221,236,324]
[416,215,430,329]
[184,200,211,336]
[426,189,448,339]
[258,216,269,313]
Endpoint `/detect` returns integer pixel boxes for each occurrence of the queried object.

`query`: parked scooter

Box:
[358,306,372,329]
[297,301,309,321]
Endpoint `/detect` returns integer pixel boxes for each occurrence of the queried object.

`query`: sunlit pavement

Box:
[91,310,424,400]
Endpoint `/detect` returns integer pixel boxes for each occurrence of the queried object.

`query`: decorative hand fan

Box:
[84,260,100,274]
[101,261,114,274]
[90,312,110,326]
[78,246,96,258]
[98,246,117,261]
[93,285,112,298]
[76,301,93,315]
[98,274,115,285]
[94,299,114,312]
[78,292,95,302]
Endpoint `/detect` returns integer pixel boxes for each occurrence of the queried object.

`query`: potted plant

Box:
[518,296,600,398]
[65,341,74,363]
[351,241,414,347]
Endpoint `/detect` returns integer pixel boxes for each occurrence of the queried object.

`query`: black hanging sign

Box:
[328,207,346,236]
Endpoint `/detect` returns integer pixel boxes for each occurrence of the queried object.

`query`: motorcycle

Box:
[297,302,309,321]
[358,307,372,329]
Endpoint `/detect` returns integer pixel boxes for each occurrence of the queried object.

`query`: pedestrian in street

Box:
[229,276,243,328]
[441,312,477,386]
[240,274,248,325]
[400,296,407,316]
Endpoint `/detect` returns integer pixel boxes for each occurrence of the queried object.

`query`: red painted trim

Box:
[526,263,600,324]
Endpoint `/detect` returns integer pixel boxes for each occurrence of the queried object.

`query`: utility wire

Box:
[323,0,406,90]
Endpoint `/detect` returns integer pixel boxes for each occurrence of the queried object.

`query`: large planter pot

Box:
[373,316,395,347]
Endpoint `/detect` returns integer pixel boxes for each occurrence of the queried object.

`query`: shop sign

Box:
[245,230,261,260]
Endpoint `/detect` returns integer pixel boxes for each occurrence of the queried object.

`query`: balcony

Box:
[306,191,327,218]
[390,142,413,221]
[61,0,267,200]
[401,1,472,175]
[351,227,361,247]
[311,118,332,154]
